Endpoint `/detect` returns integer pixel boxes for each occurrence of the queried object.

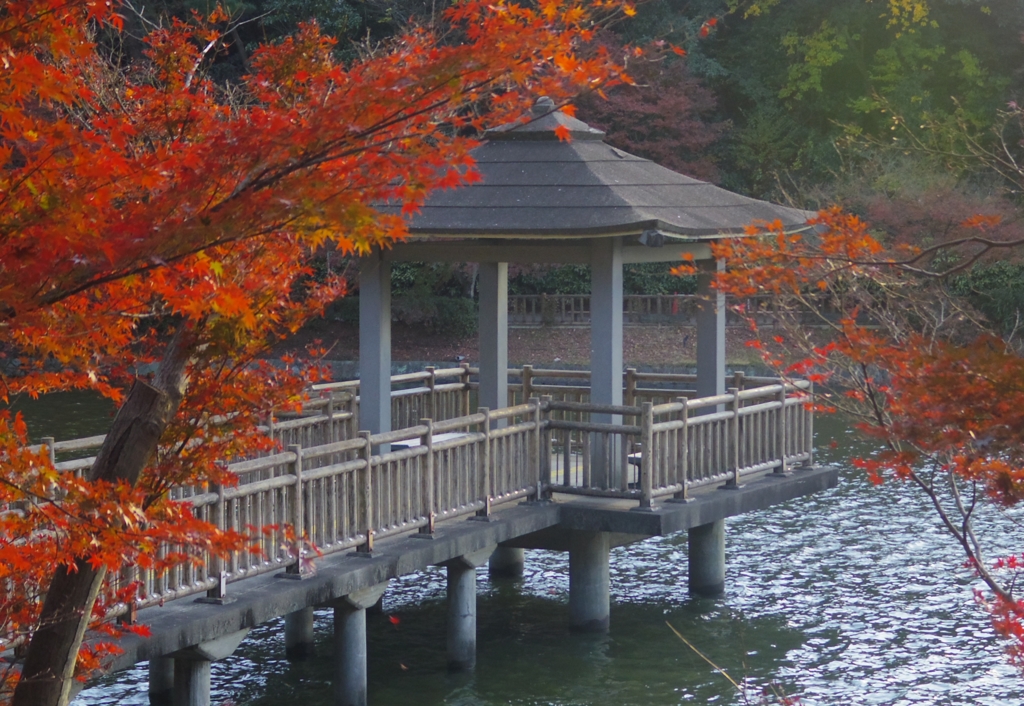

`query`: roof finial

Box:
[532,96,556,116]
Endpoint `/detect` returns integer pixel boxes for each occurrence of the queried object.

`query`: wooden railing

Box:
[508,294,776,327]
[542,381,813,507]
[27,369,813,610]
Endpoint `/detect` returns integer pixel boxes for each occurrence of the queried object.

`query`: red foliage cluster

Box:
[577,39,725,182]
[0,0,630,698]
[675,207,1024,671]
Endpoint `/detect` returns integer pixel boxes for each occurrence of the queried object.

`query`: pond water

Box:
[17,399,1022,705]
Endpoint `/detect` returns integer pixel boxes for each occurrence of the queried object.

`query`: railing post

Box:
[522,365,534,405]
[286,444,306,576]
[41,436,55,466]
[478,408,491,517]
[347,391,358,440]
[540,395,552,494]
[775,385,789,475]
[460,363,472,415]
[639,401,653,509]
[529,397,543,500]
[625,368,637,408]
[324,394,335,446]
[673,398,690,502]
[732,370,745,391]
[426,366,437,420]
[805,381,815,468]
[201,480,230,601]
[357,432,374,554]
[727,388,741,487]
[562,427,572,487]
[420,419,436,534]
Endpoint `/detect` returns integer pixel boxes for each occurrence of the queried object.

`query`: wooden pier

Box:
[38,367,837,706]
[0,99,839,706]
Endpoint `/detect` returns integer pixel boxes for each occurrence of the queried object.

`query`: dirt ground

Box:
[275,318,763,368]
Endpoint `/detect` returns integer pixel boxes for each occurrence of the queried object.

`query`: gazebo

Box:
[359,97,811,445]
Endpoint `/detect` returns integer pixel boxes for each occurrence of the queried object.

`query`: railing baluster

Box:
[357,432,373,553]
[582,432,591,488]
[479,408,491,516]
[675,398,689,501]
[284,444,306,576]
[528,397,542,500]
[562,428,571,486]
[805,381,815,467]
[776,385,789,475]
[39,372,816,611]
[728,388,741,486]
[639,402,653,509]
[197,481,228,602]
[540,396,552,494]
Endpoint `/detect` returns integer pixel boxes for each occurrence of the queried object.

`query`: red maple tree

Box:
[0,1,629,703]
[675,207,1024,671]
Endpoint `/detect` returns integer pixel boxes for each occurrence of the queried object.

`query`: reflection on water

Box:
[64,415,1024,705]
[9,391,114,443]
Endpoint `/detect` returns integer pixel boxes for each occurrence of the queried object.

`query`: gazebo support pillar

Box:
[696,258,726,402]
[590,238,623,489]
[359,250,392,438]
[478,262,508,417]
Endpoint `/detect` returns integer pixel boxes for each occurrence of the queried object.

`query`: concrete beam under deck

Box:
[99,465,836,674]
[103,502,560,673]
[555,465,837,538]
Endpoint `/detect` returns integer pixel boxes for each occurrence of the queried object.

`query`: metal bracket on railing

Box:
[416,511,436,537]
[472,496,493,520]
[356,529,375,555]
[117,601,138,626]
[197,571,234,603]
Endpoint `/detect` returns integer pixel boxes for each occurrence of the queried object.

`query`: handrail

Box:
[27,370,813,611]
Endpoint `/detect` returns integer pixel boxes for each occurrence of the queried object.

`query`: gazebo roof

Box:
[405,99,812,240]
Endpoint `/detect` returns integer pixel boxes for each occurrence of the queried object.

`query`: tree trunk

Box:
[12,330,192,706]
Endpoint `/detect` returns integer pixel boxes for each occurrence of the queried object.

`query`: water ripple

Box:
[76,417,1024,705]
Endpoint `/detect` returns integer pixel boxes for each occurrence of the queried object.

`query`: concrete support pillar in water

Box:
[172,659,211,706]
[568,531,610,632]
[284,606,316,660]
[167,629,249,706]
[488,545,525,579]
[688,520,726,597]
[148,656,175,706]
[446,545,496,671]
[332,582,389,706]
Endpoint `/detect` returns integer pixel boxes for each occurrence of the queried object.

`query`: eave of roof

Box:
[401,102,813,240]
